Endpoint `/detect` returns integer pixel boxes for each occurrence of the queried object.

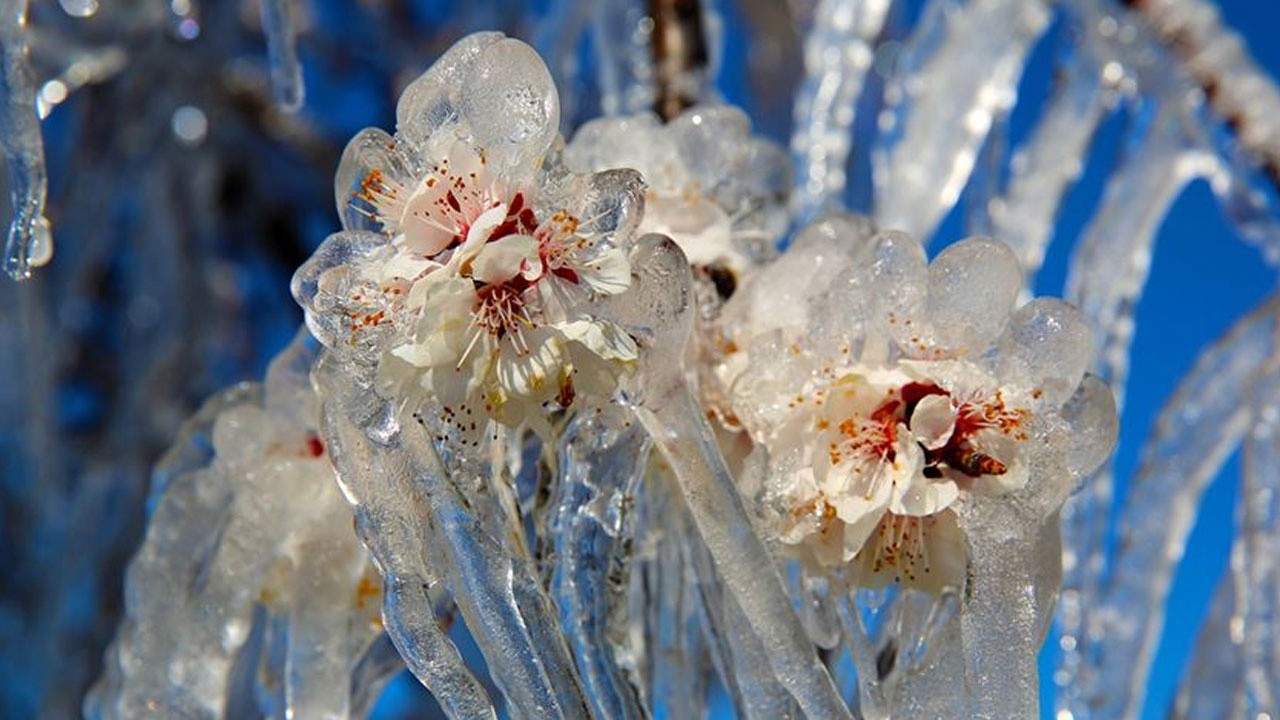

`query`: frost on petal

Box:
[468,234,538,284]
[461,39,560,181]
[926,237,1022,354]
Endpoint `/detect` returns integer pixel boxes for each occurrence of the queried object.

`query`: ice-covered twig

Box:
[551,408,650,720]
[1171,571,1242,719]
[1092,294,1280,718]
[648,0,711,121]
[1238,371,1280,716]
[872,0,1049,241]
[991,43,1111,291]
[258,0,304,112]
[1129,0,1280,189]
[1,0,51,279]
[790,0,890,223]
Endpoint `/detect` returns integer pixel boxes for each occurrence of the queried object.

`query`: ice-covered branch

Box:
[1091,294,1280,718]
[873,0,1050,241]
[790,0,890,224]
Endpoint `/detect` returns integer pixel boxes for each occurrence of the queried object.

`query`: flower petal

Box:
[891,477,960,516]
[576,248,632,295]
[470,233,538,284]
[458,202,511,261]
[495,327,566,400]
[557,318,638,362]
[910,393,955,450]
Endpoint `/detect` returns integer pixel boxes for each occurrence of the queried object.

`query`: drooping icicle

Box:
[551,407,650,720]
[613,235,853,720]
[316,355,561,720]
[872,0,1050,241]
[590,0,654,117]
[1090,295,1280,719]
[991,44,1110,290]
[1238,370,1280,716]
[789,0,891,223]
[1,0,52,279]
[258,0,304,112]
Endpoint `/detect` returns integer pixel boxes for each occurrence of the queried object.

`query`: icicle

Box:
[872,0,1050,242]
[686,524,802,720]
[789,0,891,223]
[258,0,305,113]
[316,353,593,720]
[1239,371,1280,716]
[551,407,650,720]
[1090,295,1280,718]
[1171,571,1243,719]
[1,0,52,279]
[649,499,710,719]
[991,45,1110,291]
[590,0,654,116]
[615,235,852,719]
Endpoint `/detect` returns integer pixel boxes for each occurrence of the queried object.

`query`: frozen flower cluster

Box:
[293,33,647,432]
[714,217,1111,594]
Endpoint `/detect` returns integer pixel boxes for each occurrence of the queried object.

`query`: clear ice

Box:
[4,0,1280,717]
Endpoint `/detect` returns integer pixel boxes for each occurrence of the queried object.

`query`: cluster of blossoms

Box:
[294,34,645,433]
[563,107,789,287]
[713,219,1099,594]
[292,32,1112,601]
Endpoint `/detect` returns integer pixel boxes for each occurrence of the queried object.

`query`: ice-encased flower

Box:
[718,221,1104,593]
[293,33,645,431]
[563,105,789,283]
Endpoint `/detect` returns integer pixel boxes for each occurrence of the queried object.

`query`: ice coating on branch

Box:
[710,219,1114,711]
[298,33,646,434]
[1238,372,1280,717]
[1093,295,1280,719]
[1,0,52,279]
[86,332,381,720]
[873,0,1049,241]
[990,42,1111,289]
[791,0,890,223]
